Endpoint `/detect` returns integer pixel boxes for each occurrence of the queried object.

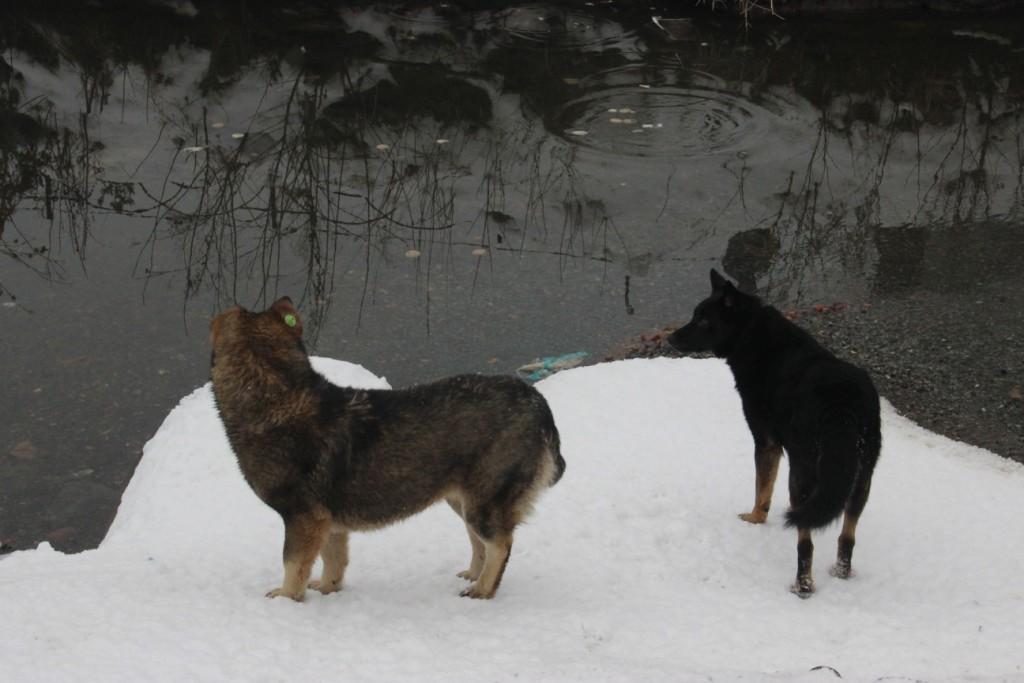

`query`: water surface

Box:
[2,3,1022,551]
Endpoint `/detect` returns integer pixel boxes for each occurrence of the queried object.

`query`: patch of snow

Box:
[1,357,1022,681]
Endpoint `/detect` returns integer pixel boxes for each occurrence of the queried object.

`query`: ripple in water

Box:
[550,66,782,157]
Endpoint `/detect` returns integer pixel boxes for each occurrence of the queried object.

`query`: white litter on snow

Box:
[2,357,1022,682]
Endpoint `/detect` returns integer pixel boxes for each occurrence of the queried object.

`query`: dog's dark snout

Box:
[666,326,689,352]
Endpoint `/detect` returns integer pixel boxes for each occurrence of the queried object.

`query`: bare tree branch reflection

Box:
[0,55,107,301]
[2,4,1022,321]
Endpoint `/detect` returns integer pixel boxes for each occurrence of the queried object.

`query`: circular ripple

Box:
[549,66,781,158]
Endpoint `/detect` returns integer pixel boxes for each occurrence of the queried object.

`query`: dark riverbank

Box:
[607,223,1024,465]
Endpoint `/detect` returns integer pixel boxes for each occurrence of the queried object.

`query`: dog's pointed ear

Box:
[710,270,740,306]
[722,282,737,307]
[270,296,303,338]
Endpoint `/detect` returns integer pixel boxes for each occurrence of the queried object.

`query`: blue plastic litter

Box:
[516,351,588,382]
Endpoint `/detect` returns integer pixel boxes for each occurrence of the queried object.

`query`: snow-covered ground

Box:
[2,357,1022,682]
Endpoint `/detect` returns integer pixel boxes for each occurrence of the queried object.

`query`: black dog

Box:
[668,270,881,597]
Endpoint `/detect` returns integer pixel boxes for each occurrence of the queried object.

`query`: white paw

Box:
[265,587,305,602]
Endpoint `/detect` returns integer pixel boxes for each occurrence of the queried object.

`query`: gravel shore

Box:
[604,279,1024,465]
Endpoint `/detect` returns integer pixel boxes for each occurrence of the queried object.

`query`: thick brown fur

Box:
[210,298,565,602]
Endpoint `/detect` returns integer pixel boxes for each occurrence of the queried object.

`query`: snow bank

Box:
[1,357,1022,682]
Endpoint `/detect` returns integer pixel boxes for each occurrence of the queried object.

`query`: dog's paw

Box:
[459,584,496,600]
[828,562,852,579]
[308,579,342,595]
[738,511,767,524]
[456,569,481,582]
[789,579,815,599]
[266,587,305,602]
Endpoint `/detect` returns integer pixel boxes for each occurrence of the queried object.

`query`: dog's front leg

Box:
[267,511,330,602]
[739,442,782,524]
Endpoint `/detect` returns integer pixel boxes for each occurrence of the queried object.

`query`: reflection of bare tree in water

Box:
[0,56,114,302]
[757,109,858,301]
[479,130,616,270]
[139,74,453,336]
[754,56,1023,302]
[915,84,1014,226]
[137,78,381,339]
[9,5,1022,319]
[1014,115,1024,218]
[759,105,910,300]
[136,57,622,337]
[2,10,145,302]
[1,62,53,300]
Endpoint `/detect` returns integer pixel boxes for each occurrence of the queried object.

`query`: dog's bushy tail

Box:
[784,414,865,529]
[539,400,566,487]
[545,424,566,487]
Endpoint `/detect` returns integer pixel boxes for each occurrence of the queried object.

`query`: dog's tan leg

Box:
[457,522,487,582]
[309,529,349,594]
[446,495,486,581]
[267,511,330,601]
[831,475,871,579]
[739,443,782,524]
[460,535,512,600]
[829,513,859,579]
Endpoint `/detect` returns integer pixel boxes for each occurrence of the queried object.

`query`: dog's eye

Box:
[697,317,710,329]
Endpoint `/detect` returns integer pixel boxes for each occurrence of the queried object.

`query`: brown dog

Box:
[210,297,565,601]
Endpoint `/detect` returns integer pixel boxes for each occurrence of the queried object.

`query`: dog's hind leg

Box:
[790,527,815,598]
[460,501,517,599]
[740,441,782,524]
[788,468,815,597]
[309,529,349,594]
[458,524,487,582]
[447,496,486,582]
[457,446,551,599]
[460,533,513,600]
[268,509,331,601]
[830,475,872,579]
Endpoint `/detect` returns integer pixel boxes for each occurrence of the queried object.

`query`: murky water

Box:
[2,3,1022,552]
